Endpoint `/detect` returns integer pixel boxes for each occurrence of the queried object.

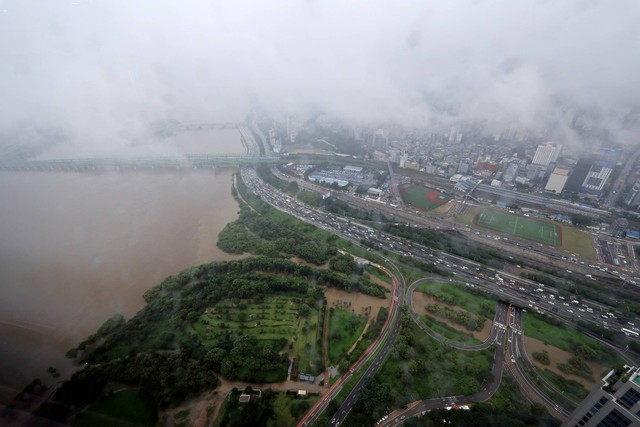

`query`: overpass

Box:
[0,153,280,172]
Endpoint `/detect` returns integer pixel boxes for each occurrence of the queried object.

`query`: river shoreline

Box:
[0,130,245,402]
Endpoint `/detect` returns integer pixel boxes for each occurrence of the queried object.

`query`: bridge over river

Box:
[0,153,280,172]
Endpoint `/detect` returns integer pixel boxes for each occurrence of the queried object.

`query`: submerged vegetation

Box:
[40,254,385,423]
[39,173,390,425]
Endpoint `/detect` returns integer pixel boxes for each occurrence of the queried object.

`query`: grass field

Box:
[475,208,561,246]
[73,389,156,427]
[328,308,367,365]
[523,314,622,367]
[189,296,322,372]
[561,226,597,259]
[416,280,497,319]
[399,184,451,211]
[454,205,479,225]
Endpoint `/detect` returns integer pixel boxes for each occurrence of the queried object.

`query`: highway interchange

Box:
[240,165,639,426]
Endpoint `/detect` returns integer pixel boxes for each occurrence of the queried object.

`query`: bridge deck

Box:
[0,154,280,171]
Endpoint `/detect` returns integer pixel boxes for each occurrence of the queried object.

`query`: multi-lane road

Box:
[324,260,406,427]
[296,260,405,427]
[379,301,508,426]
[270,165,638,283]
[241,165,639,425]
[505,307,572,419]
[407,279,508,351]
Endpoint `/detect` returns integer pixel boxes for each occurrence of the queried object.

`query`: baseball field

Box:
[475,208,562,246]
[399,184,451,211]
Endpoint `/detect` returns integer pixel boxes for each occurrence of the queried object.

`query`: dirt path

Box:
[322,301,330,389]
[161,376,324,427]
[347,322,370,354]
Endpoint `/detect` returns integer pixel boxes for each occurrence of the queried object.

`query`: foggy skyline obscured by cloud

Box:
[1,0,639,148]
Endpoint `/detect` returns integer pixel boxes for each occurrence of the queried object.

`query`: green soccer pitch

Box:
[475,208,562,246]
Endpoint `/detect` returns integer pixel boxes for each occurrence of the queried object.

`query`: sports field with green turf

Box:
[475,208,562,246]
[399,184,450,211]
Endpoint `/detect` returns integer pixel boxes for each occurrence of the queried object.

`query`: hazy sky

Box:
[1,0,639,145]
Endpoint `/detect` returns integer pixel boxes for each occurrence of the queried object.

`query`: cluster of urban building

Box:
[273,116,640,210]
[373,136,622,203]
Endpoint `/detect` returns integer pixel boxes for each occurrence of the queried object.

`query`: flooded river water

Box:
[0,130,244,398]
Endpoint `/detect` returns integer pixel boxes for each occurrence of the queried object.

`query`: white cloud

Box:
[1,0,639,145]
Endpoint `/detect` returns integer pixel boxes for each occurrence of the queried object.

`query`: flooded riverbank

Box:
[0,130,245,398]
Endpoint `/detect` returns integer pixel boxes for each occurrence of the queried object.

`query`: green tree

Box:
[359,377,390,420]
[299,304,311,317]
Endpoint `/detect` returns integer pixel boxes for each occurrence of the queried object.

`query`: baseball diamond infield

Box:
[399,184,451,211]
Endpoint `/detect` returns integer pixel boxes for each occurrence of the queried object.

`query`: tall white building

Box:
[563,366,640,427]
[532,142,562,166]
[399,151,409,168]
[286,116,297,143]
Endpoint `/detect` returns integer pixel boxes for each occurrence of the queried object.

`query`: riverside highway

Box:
[324,260,405,427]
[378,304,509,427]
[407,279,509,351]
[241,166,639,425]
[506,307,572,419]
[270,165,636,284]
[296,259,404,427]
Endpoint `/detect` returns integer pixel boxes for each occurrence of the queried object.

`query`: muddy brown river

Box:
[0,130,244,399]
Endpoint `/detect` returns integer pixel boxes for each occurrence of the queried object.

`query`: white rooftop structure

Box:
[533,142,562,166]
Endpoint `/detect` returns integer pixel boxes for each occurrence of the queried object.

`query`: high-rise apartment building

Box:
[533,142,562,166]
[286,116,297,143]
[563,366,640,427]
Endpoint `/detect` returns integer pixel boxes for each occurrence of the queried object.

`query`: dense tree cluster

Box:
[342,310,495,425]
[219,389,276,427]
[356,377,391,421]
[52,256,376,424]
[213,335,289,382]
[325,254,386,297]
[532,350,551,365]
[570,214,594,228]
[217,203,336,264]
[426,304,485,331]
[38,351,217,422]
[329,253,357,275]
[557,356,594,381]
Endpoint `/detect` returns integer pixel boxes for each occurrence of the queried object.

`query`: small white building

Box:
[367,188,383,197]
[545,167,570,193]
